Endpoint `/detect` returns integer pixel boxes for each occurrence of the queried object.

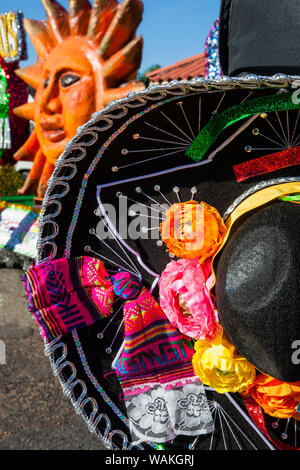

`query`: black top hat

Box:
[219,0,300,76]
[29,73,300,450]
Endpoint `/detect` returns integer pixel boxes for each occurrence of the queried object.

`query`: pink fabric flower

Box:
[159,258,219,340]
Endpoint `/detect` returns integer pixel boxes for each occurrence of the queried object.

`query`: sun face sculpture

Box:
[13,0,144,197]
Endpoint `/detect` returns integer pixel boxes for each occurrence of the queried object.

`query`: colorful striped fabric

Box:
[111,271,141,300]
[115,288,197,391]
[23,256,115,341]
[114,286,213,443]
[119,362,197,392]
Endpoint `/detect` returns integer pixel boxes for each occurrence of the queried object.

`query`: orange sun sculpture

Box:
[13,0,144,198]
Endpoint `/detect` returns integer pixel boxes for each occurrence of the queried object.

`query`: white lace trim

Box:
[124,378,214,444]
[123,376,200,396]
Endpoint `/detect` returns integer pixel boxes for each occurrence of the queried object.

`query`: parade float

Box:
[13,0,144,199]
[0,0,145,267]
[0,10,28,165]
[4,0,300,453]
[0,10,36,268]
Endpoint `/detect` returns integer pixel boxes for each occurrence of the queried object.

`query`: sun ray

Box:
[13,102,35,121]
[18,149,45,195]
[88,0,118,43]
[98,0,143,59]
[23,19,55,60]
[13,129,40,162]
[103,80,144,106]
[14,60,44,90]
[103,35,143,86]
[41,0,70,42]
[38,160,56,197]
[69,0,92,36]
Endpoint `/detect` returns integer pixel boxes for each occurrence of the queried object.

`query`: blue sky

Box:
[7,0,220,72]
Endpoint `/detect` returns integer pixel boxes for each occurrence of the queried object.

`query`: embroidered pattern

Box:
[23,256,114,341]
[46,269,85,331]
[114,287,214,443]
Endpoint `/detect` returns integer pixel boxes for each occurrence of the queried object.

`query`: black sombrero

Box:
[21,71,300,451]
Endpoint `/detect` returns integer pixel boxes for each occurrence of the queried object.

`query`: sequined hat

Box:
[29,71,300,451]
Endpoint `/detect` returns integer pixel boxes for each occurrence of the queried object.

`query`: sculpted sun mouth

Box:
[44,129,66,143]
[40,121,66,143]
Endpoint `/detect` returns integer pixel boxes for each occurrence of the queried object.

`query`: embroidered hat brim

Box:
[35,73,300,450]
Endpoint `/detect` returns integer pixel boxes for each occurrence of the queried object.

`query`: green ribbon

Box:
[280,194,300,203]
[186,91,300,162]
[0,195,36,207]
[0,65,10,160]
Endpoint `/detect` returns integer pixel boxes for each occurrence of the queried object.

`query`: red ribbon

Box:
[243,396,300,450]
[233,145,300,183]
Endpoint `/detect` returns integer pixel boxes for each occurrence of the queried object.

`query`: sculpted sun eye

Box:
[60,73,81,88]
[44,77,49,89]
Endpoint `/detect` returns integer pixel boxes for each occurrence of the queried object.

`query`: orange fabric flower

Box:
[160,200,227,261]
[244,373,300,420]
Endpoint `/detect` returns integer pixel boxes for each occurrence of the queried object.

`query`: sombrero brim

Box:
[35,74,300,450]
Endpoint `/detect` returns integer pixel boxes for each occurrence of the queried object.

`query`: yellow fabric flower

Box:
[192,333,256,394]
